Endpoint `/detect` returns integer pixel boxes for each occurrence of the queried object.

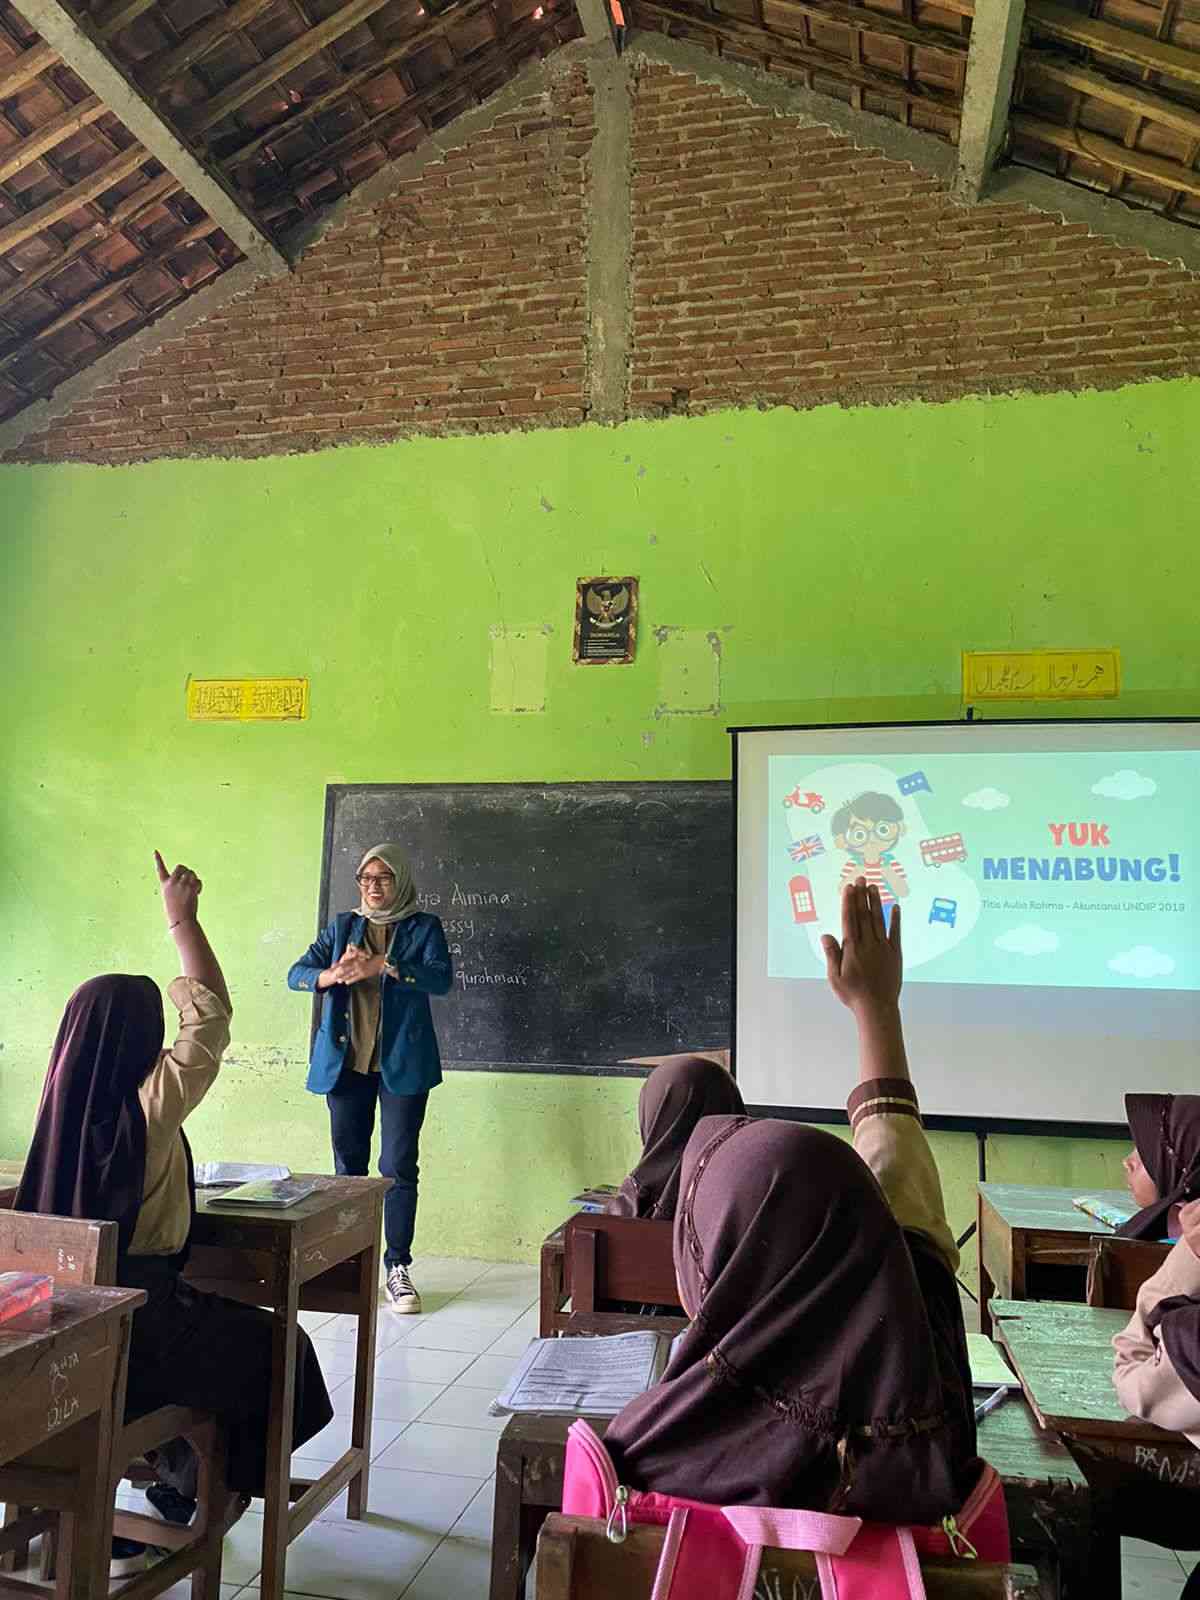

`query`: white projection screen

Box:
[734,720,1200,1131]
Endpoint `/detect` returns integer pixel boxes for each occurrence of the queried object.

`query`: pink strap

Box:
[722,1505,863,1555]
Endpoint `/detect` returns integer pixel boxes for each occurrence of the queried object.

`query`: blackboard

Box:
[317,782,733,1074]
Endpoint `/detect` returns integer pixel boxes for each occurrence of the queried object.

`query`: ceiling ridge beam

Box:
[953,0,1025,202]
[10,0,288,274]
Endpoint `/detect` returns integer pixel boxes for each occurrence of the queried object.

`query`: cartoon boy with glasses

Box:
[831,791,910,916]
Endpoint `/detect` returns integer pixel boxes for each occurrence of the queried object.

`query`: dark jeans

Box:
[327,1070,429,1270]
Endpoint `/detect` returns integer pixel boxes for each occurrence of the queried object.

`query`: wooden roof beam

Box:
[182,0,394,137]
[1013,108,1200,196]
[0,94,105,186]
[0,39,58,96]
[9,0,288,274]
[0,142,147,257]
[953,0,1025,201]
[1026,0,1200,88]
[1023,50,1200,140]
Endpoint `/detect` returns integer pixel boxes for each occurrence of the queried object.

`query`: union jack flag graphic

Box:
[789,834,825,862]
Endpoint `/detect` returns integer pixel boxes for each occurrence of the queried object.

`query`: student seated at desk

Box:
[15,852,333,1572]
[567,881,1005,1558]
[1112,1199,1200,1596]
[607,1054,745,1221]
[1118,1093,1200,1240]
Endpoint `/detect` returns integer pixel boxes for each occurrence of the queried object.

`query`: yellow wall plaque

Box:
[187,678,309,721]
[962,649,1120,703]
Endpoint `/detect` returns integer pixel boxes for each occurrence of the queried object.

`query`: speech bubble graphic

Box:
[898,770,931,796]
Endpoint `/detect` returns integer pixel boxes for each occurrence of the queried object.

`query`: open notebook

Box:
[490,1330,676,1417]
[207,1177,320,1208]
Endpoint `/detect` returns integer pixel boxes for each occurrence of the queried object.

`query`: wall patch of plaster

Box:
[655,627,723,716]
[490,626,550,714]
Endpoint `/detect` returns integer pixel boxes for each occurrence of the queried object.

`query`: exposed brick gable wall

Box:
[8,69,592,464]
[8,58,1200,464]
[629,66,1200,414]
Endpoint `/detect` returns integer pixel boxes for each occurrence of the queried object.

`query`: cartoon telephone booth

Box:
[789,875,818,924]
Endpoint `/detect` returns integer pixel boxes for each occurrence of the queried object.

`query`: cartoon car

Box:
[929,897,958,928]
[783,788,826,813]
[920,832,968,868]
[789,875,818,924]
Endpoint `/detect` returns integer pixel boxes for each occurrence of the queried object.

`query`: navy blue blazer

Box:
[288,911,452,1095]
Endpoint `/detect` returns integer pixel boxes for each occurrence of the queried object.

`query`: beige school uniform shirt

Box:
[1112,1239,1200,1449]
[847,1075,959,1274]
[127,977,232,1258]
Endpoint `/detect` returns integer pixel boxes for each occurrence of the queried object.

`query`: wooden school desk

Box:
[977,1185,1130,1333]
[992,1297,1199,1599]
[184,1176,389,1600]
[488,1397,1093,1600]
[0,1284,146,1600]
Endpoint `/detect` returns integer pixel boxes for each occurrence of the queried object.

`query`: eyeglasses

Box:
[357,873,396,889]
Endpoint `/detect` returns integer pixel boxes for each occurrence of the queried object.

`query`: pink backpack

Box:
[562,1419,1010,1600]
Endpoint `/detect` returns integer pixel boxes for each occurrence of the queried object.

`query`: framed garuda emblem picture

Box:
[573,577,638,664]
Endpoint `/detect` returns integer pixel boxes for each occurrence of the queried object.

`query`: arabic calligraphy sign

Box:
[186,678,309,721]
[962,649,1121,703]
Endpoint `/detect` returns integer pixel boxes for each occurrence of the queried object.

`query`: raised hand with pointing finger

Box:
[153,850,229,1012]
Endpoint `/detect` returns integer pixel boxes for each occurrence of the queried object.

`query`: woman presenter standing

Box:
[288,844,452,1313]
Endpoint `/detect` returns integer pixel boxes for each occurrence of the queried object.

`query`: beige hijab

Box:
[356,843,420,925]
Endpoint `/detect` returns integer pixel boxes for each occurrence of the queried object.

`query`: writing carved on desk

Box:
[1134,1444,1200,1488]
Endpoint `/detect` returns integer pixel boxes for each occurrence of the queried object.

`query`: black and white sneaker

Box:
[110,1538,147,1577]
[385,1265,421,1314]
[145,1482,197,1527]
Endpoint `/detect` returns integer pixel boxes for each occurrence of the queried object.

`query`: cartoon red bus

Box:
[789,875,818,924]
[920,832,968,868]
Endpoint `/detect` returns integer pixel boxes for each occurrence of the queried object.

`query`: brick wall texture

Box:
[8,57,1200,464]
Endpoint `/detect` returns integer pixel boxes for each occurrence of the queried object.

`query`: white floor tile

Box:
[374,1422,501,1479]
[256,1515,438,1600]
[309,1337,362,1378]
[150,1583,242,1600]
[298,1411,409,1466]
[456,1352,521,1393]
[217,1508,266,1587]
[486,1320,539,1359]
[359,1377,447,1424]
[450,1478,495,1544]
[374,1343,476,1384]
[315,1312,409,1352]
[299,1311,335,1335]
[416,1386,509,1432]
[398,1534,491,1600]
[407,1257,493,1291]
[1125,1538,1186,1567]
[1122,1557,1189,1600]
[295,1463,485,1534]
[400,1319,506,1354]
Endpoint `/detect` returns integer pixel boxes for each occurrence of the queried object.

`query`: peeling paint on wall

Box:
[489,626,550,714]
[654,626,723,716]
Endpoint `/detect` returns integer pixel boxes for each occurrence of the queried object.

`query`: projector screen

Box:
[734,720,1200,1130]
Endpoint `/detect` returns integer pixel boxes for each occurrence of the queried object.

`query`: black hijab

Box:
[1119,1094,1200,1240]
[605,1116,977,1523]
[15,975,164,1256]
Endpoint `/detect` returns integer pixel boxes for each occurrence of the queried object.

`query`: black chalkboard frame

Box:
[311,780,735,1077]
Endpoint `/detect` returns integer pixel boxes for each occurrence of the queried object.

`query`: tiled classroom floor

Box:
[7,1255,1199,1598]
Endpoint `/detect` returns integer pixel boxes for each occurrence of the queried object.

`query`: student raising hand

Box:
[821,878,902,1013]
[821,878,909,1085]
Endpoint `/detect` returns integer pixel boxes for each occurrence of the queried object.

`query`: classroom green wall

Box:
[3,380,1198,1282]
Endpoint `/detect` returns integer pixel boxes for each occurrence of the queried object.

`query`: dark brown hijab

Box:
[604,1115,976,1523]
[15,975,164,1257]
[1147,1291,1200,1403]
[1119,1094,1200,1240]
[609,1056,746,1221]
